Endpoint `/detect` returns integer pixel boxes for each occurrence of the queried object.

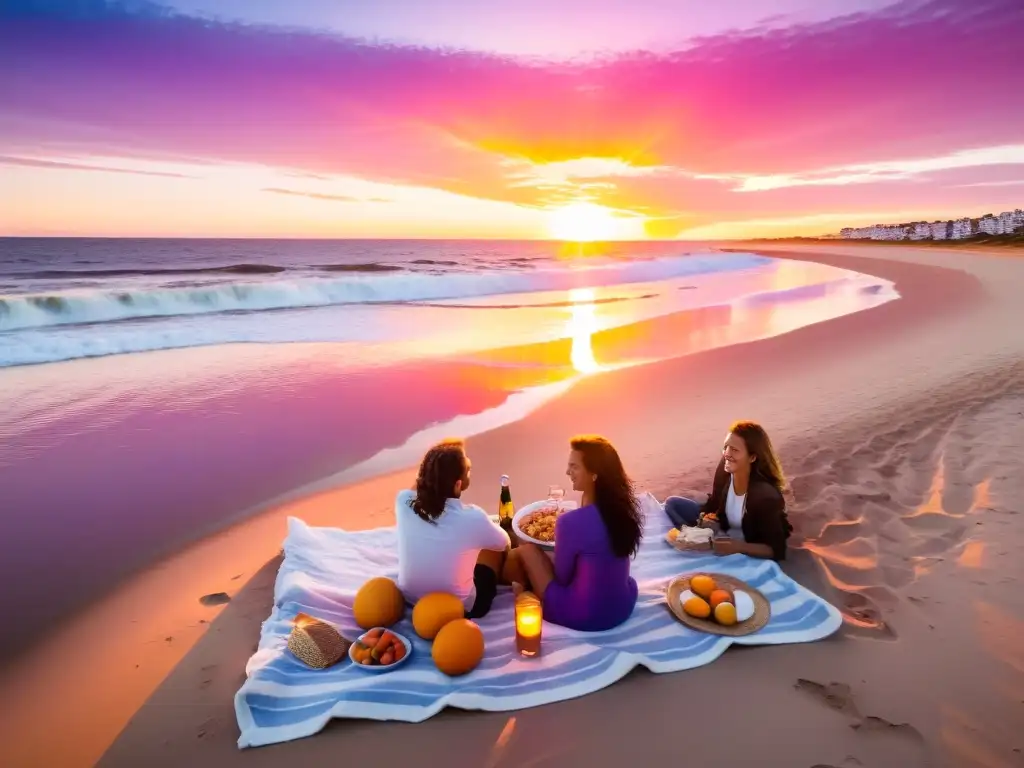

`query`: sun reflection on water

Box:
[568,287,601,374]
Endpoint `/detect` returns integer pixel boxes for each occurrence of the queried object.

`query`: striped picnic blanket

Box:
[235,492,842,747]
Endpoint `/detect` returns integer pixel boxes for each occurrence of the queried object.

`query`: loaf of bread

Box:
[287,613,351,669]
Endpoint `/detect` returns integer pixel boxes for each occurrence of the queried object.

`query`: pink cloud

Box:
[1,0,1022,224]
[0,154,195,178]
[262,187,392,203]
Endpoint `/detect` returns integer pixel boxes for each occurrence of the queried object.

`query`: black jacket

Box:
[699,458,792,561]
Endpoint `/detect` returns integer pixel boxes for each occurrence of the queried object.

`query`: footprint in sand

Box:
[851,715,925,744]
[794,682,923,740]
[794,679,862,719]
[788,381,1024,640]
[199,592,231,606]
[796,679,928,764]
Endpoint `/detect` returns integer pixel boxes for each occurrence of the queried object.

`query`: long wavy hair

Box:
[411,438,467,524]
[729,420,787,493]
[570,435,643,558]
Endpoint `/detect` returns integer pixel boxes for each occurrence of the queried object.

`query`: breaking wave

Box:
[18,261,407,280]
[0,252,769,332]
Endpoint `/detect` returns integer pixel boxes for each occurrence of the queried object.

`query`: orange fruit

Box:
[412,592,465,640]
[709,589,734,610]
[690,574,717,600]
[713,602,738,626]
[683,596,711,619]
[432,619,485,676]
[352,577,405,630]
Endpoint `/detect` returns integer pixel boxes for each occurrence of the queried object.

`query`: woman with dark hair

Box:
[396,438,511,619]
[665,421,792,561]
[514,435,643,631]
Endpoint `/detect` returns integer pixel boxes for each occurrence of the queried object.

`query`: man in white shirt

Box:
[396,438,511,618]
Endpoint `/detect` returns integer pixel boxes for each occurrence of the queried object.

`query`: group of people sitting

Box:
[394,421,791,633]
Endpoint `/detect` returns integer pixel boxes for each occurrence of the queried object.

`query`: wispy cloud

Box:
[0,154,195,178]
[953,179,1024,189]
[709,145,1024,192]
[505,157,675,185]
[500,156,676,211]
[282,171,331,181]
[262,187,392,203]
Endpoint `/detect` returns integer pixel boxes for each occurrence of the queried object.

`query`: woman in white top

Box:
[395,438,513,618]
[663,421,792,561]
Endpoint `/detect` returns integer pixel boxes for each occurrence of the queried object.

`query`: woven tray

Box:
[665,573,771,637]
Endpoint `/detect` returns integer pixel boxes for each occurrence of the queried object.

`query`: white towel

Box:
[235,491,842,748]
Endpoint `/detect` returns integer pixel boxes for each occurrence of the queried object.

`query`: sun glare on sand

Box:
[547,202,639,242]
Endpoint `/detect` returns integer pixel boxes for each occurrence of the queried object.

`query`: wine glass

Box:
[548,485,575,511]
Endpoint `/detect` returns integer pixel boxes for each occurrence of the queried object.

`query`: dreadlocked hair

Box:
[411,438,467,524]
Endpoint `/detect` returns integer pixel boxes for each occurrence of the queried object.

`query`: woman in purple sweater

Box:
[514,435,643,632]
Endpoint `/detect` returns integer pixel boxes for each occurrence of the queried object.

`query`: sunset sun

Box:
[547,202,634,242]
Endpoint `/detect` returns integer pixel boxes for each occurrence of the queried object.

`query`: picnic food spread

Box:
[518,502,561,542]
[682,573,738,626]
[341,580,490,676]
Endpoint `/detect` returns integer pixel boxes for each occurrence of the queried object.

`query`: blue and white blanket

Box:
[235,492,842,748]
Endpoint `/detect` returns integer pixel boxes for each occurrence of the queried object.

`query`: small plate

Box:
[512,499,577,550]
[665,528,713,554]
[348,628,413,672]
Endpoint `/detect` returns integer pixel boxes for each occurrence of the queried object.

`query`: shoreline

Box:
[738,238,1024,255]
[3,243,1022,767]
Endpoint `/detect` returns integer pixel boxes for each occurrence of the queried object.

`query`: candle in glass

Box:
[514,593,543,657]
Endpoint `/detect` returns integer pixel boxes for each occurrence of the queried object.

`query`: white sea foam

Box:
[0,252,767,333]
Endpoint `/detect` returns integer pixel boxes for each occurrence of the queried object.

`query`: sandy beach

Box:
[2,243,1023,768]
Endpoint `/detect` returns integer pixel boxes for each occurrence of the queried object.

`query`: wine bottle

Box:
[498,474,514,533]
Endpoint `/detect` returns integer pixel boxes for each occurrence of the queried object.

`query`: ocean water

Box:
[0,238,899,650]
[0,238,774,367]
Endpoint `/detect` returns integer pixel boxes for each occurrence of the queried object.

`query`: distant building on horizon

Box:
[978,214,999,235]
[950,217,975,239]
[930,220,950,240]
[838,208,1023,241]
[996,210,1021,234]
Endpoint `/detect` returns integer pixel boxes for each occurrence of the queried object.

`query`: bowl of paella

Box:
[512,499,577,550]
